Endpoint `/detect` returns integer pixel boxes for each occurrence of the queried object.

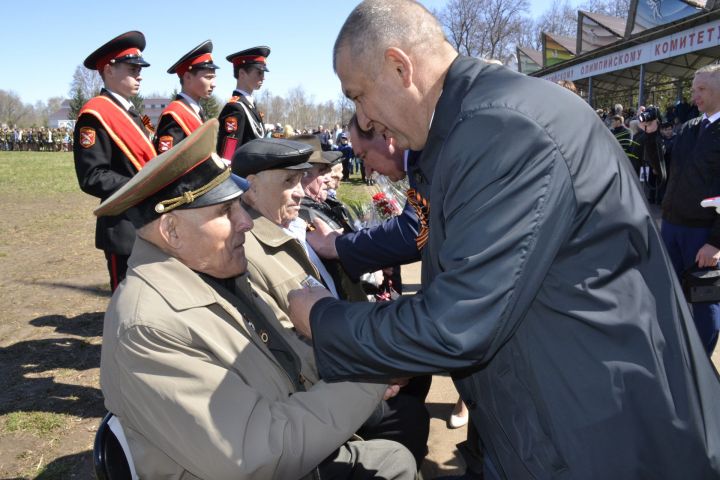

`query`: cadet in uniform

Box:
[73,31,155,291]
[153,40,219,153]
[216,46,269,162]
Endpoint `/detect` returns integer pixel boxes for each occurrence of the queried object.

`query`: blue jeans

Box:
[661,220,720,353]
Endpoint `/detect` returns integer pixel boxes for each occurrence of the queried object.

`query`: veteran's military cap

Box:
[289,134,325,164]
[84,31,150,71]
[167,40,220,76]
[231,138,313,177]
[226,46,271,72]
[95,119,247,227]
[322,150,344,165]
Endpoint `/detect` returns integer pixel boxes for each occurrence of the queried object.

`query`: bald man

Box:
[289,1,720,479]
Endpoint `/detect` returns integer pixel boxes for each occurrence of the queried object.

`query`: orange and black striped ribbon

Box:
[407,188,429,250]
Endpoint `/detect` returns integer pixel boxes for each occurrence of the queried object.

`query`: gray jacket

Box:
[310,56,720,479]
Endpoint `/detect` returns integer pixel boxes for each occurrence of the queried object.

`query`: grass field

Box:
[0,151,375,203]
[0,152,81,195]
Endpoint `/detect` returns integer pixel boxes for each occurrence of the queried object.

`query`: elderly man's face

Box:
[174,199,253,279]
[328,164,343,190]
[249,169,305,228]
[350,126,405,182]
[337,48,425,151]
[302,164,331,202]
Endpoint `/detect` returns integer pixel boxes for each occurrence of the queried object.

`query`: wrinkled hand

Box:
[288,287,333,338]
[640,118,659,134]
[306,218,342,259]
[696,243,720,268]
[383,378,410,401]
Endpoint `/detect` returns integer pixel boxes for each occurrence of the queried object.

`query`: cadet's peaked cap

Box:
[226,46,271,72]
[322,150,344,165]
[84,31,150,71]
[167,40,220,76]
[289,134,325,164]
[231,138,313,177]
[95,119,246,228]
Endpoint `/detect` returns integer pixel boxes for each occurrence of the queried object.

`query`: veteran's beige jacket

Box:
[100,237,385,480]
[243,206,323,320]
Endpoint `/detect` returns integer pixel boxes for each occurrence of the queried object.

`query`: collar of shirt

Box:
[284,218,339,299]
[234,89,254,104]
[178,92,201,116]
[703,111,720,125]
[106,89,133,111]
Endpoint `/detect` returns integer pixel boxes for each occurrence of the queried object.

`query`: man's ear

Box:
[385,47,413,88]
[158,213,181,249]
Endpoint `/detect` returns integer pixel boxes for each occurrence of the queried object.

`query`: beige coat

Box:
[244,207,322,320]
[100,237,386,480]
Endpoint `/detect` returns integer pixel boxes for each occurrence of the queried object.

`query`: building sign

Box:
[542,18,720,82]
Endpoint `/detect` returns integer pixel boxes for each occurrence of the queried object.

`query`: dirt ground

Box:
[1,169,718,479]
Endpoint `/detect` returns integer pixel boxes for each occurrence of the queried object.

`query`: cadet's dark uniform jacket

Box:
[74,89,156,254]
[217,91,265,161]
[153,94,204,153]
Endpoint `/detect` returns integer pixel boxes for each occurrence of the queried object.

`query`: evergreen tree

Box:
[200,94,222,119]
[68,85,87,121]
[129,94,145,114]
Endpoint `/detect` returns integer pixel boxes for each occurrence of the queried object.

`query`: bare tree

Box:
[0,90,30,127]
[68,65,103,120]
[336,94,354,127]
[69,65,102,99]
[513,16,542,50]
[580,0,631,17]
[434,0,485,57]
[436,0,529,62]
[536,0,578,38]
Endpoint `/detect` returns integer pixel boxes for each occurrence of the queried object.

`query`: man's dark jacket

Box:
[309,56,720,478]
[336,199,420,279]
[644,116,720,247]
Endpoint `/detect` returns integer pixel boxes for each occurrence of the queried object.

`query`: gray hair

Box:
[333,0,447,73]
[695,64,720,87]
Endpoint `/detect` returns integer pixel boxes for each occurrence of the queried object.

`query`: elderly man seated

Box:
[232,137,429,469]
[95,120,416,480]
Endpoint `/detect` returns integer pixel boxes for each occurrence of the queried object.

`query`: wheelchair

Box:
[93,412,138,480]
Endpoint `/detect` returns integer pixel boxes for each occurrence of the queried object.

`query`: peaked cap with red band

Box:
[84,31,150,71]
[226,46,271,72]
[167,40,220,76]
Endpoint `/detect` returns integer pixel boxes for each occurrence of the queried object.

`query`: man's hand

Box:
[383,378,410,401]
[288,287,333,338]
[696,243,720,268]
[640,118,659,134]
[306,218,342,259]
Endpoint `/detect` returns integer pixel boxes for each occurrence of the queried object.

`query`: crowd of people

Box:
[0,127,73,151]
[70,1,720,479]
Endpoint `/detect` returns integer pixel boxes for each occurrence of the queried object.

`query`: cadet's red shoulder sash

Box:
[162,100,202,136]
[79,96,156,171]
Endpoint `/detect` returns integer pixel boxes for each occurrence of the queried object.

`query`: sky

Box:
[1,0,572,107]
